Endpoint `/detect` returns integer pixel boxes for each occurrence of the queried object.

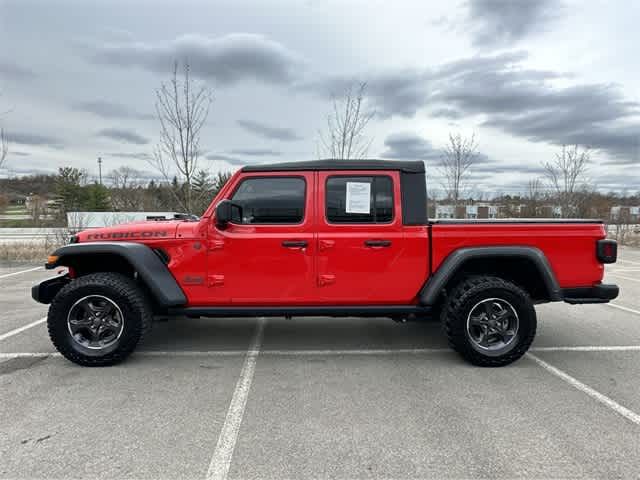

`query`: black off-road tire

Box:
[442,276,536,367]
[48,272,152,366]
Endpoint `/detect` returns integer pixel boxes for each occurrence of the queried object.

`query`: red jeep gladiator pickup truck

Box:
[33,160,619,367]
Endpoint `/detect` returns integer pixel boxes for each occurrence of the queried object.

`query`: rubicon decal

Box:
[87,231,169,240]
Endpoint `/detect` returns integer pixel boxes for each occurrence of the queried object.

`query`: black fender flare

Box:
[45,242,187,307]
[419,246,562,305]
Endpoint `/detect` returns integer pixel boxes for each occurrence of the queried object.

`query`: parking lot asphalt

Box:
[1,248,640,479]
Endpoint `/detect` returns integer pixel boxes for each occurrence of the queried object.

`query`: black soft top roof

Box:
[241,159,425,173]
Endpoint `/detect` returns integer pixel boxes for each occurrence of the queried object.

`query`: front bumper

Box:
[562,284,619,304]
[31,275,70,304]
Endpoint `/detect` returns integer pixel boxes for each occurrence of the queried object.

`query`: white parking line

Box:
[206,318,265,480]
[0,266,42,279]
[0,317,47,342]
[0,351,249,359]
[0,352,62,360]
[607,273,640,283]
[606,303,640,316]
[3,345,640,360]
[0,352,60,358]
[618,258,640,265]
[532,345,640,352]
[527,353,640,426]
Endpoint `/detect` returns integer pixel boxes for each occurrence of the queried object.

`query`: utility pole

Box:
[97,157,103,185]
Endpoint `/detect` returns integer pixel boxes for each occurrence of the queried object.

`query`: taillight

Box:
[596,239,617,264]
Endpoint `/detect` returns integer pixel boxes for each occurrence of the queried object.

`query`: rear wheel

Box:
[48,272,152,366]
[442,276,536,367]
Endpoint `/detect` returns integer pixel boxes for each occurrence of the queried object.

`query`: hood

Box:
[75,220,183,242]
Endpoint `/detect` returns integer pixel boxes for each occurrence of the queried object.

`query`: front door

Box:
[316,171,414,303]
[208,172,316,304]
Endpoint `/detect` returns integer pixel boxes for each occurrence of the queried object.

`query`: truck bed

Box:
[430,219,607,288]
[430,218,604,224]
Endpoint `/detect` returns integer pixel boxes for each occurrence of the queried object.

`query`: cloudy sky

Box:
[0,0,639,195]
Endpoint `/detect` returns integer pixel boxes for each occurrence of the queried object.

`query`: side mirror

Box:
[215,200,242,228]
[215,200,233,228]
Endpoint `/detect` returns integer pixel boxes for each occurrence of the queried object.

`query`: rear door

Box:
[316,170,415,303]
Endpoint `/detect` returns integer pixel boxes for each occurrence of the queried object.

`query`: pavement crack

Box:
[35,434,52,443]
[0,356,48,376]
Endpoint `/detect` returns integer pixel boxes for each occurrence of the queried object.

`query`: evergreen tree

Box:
[55,167,86,215]
[212,171,232,195]
[192,169,212,215]
[84,183,111,211]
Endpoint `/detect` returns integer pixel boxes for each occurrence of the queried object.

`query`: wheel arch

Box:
[419,246,562,306]
[47,242,186,308]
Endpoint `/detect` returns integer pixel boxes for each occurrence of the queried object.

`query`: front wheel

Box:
[48,272,152,366]
[442,276,536,367]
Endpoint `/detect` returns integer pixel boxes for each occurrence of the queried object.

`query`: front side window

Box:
[326,176,393,223]
[231,177,305,224]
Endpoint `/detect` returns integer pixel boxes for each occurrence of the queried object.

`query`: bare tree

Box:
[109,166,143,189]
[543,144,589,217]
[27,194,45,226]
[108,166,145,211]
[610,206,632,245]
[1,90,9,171]
[438,132,479,215]
[149,62,213,214]
[523,178,543,217]
[0,127,7,171]
[318,82,374,159]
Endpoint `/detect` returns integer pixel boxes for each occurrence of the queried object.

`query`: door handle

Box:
[282,240,308,248]
[364,239,392,248]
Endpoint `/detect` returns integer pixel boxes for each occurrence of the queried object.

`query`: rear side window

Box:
[231,177,305,224]
[326,176,394,223]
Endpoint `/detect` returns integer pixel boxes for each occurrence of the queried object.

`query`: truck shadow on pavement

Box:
[142,316,449,352]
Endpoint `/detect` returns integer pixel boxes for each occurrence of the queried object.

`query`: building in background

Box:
[611,206,640,223]
[435,203,499,219]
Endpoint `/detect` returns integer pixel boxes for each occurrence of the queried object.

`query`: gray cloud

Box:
[92,33,302,86]
[96,128,149,145]
[1,165,57,176]
[473,162,547,175]
[431,53,640,161]
[593,172,640,191]
[300,69,430,119]
[106,152,151,160]
[380,132,500,175]
[206,153,247,166]
[229,148,281,156]
[73,100,153,120]
[482,170,638,194]
[379,132,441,160]
[317,51,640,162]
[0,60,37,81]
[467,0,563,47]
[302,53,538,119]
[237,119,301,141]
[430,107,464,119]
[6,132,63,149]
